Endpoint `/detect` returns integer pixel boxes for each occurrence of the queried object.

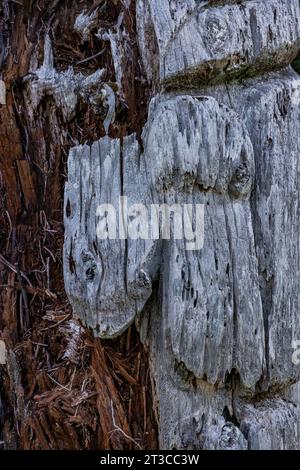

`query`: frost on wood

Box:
[64,0,300,449]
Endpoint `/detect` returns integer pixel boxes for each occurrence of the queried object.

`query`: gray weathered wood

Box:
[63,0,300,449]
[137,0,300,86]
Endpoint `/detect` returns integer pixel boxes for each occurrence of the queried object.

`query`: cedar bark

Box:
[0,0,157,450]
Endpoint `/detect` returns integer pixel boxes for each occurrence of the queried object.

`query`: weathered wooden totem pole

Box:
[64,0,300,449]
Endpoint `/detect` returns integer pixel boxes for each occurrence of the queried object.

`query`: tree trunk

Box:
[2,0,300,452]
[0,0,157,450]
[64,0,300,450]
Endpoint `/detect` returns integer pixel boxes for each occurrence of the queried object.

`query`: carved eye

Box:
[86,265,97,281]
[81,251,98,281]
[235,163,249,182]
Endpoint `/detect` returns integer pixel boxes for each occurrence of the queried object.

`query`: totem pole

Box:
[64,0,300,449]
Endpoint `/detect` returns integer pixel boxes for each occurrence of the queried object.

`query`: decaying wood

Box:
[2,0,300,452]
[137,0,300,87]
[64,0,300,450]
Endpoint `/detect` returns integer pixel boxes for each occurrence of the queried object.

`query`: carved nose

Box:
[229,161,253,199]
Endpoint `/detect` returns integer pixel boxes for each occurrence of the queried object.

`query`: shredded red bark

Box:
[0,0,156,450]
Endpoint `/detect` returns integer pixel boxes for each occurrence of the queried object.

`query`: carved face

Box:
[64,0,300,396]
[64,89,264,388]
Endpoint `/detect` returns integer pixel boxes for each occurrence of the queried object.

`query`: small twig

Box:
[0,283,56,300]
[44,246,56,262]
[76,49,105,65]
[40,314,71,332]
[47,374,71,392]
[48,366,76,393]
[38,239,47,273]
[30,341,48,347]
[47,366,60,373]
[0,254,32,286]
[9,0,24,6]
[69,366,77,391]
[16,263,30,328]
[109,400,142,449]
[5,210,12,249]
[46,257,50,290]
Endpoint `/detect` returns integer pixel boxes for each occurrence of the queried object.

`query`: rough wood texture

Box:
[64,0,300,450]
[206,68,300,388]
[137,0,300,87]
[64,135,156,338]
[0,0,157,450]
